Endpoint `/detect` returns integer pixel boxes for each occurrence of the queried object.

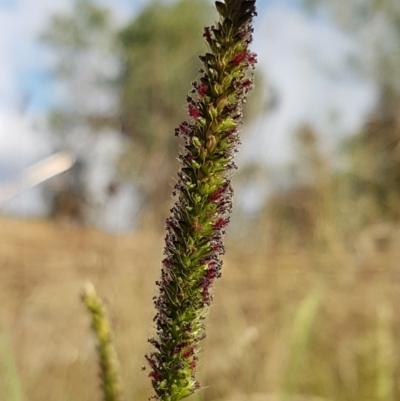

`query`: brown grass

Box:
[1,216,400,401]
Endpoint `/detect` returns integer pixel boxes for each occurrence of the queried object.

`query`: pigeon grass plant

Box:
[146,1,257,401]
[83,1,257,401]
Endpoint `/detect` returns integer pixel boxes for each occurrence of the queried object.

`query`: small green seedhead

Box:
[82,283,122,401]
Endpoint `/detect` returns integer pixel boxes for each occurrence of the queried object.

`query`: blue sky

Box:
[0,0,136,114]
[0,0,376,221]
[245,2,376,165]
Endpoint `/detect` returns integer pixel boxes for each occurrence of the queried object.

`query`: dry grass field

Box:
[1,216,400,401]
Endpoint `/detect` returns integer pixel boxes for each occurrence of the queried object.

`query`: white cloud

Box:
[0,110,51,174]
[0,0,71,114]
[0,110,51,215]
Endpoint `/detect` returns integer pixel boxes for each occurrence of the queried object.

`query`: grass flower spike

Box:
[147,1,257,400]
[82,283,122,401]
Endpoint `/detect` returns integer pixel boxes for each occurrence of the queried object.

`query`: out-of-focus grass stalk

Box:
[0,325,24,401]
[281,289,322,401]
[376,301,394,401]
[82,283,122,401]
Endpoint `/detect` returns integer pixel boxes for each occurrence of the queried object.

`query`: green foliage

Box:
[117,0,212,222]
[41,0,119,133]
[41,0,109,45]
[41,0,115,77]
[119,0,208,150]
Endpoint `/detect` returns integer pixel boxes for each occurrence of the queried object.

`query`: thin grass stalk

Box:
[281,289,322,401]
[0,325,24,401]
[376,301,394,401]
[146,1,257,401]
[82,283,122,401]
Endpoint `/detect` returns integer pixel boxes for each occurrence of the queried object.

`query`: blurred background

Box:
[1,0,400,400]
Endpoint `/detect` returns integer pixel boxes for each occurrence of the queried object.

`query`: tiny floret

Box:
[188,104,200,119]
